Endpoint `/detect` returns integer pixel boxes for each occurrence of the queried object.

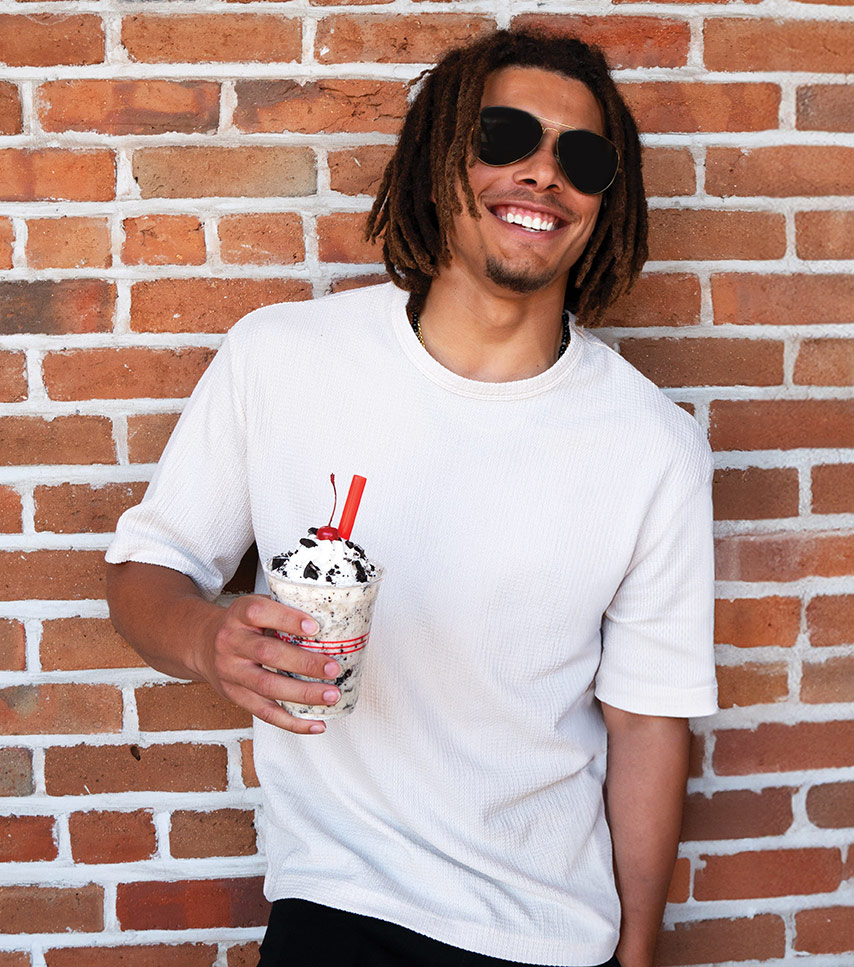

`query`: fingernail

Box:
[323,688,340,705]
[323,660,340,678]
[309,723,325,734]
[301,618,319,635]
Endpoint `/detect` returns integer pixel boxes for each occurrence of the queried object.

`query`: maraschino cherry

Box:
[316,473,340,540]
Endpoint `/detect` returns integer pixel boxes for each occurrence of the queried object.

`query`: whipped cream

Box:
[270,528,378,586]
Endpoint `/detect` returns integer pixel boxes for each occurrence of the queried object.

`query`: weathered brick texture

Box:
[1,1,851,962]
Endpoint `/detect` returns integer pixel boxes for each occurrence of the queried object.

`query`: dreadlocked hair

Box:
[365,28,648,326]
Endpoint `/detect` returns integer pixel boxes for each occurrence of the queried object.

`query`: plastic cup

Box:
[264,562,384,719]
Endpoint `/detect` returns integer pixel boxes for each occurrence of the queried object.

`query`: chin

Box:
[484,257,559,294]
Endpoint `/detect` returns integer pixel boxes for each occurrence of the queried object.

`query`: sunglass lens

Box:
[557,129,619,195]
[479,107,542,167]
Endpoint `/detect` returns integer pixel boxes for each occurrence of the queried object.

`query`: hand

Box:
[197,594,342,734]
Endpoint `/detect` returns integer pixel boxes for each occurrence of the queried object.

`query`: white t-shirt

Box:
[107,281,717,966]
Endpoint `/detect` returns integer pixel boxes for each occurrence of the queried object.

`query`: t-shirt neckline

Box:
[386,283,583,401]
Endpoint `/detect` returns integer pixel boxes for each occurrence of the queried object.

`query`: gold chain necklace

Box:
[410,311,571,358]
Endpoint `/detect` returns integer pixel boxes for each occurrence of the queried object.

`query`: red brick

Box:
[136,681,251,731]
[43,348,214,401]
[707,146,854,197]
[227,944,259,967]
[316,14,496,65]
[41,617,145,671]
[130,278,310,334]
[44,743,228,795]
[116,877,269,930]
[705,20,854,73]
[655,915,785,966]
[0,217,13,269]
[0,14,103,66]
[329,273,390,294]
[0,885,103,933]
[26,217,111,269]
[0,279,114,335]
[69,810,156,864]
[219,214,304,265]
[0,955,28,967]
[807,594,854,646]
[620,338,783,388]
[512,15,689,69]
[128,413,180,463]
[716,531,854,582]
[329,145,395,196]
[123,215,205,266]
[798,85,854,132]
[713,468,799,520]
[45,947,216,967]
[0,549,107,600]
[794,339,854,386]
[806,782,854,830]
[802,656,854,704]
[695,847,842,900]
[648,210,784,261]
[0,486,22,533]
[234,80,407,135]
[170,809,257,858]
[0,684,120,734]
[710,400,854,450]
[123,15,300,64]
[0,748,32,797]
[0,351,26,402]
[241,739,258,788]
[0,82,21,135]
[317,212,380,264]
[717,662,788,709]
[682,787,793,841]
[0,815,56,862]
[0,279,115,335]
[133,146,314,200]
[641,148,695,197]
[621,82,779,133]
[797,211,854,259]
[666,857,689,903]
[0,618,24,670]
[600,274,700,327]
[715,596,800,648]
[0,149,114,202]
[813,464,854,515]
[714,721,854,774]
[33,482,147,534]
[0,415,115,466]
[38,80,219,135]
[795,907,854,954]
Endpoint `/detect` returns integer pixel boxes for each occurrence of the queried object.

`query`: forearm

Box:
[602,704,690,967]
[106,561,223,681]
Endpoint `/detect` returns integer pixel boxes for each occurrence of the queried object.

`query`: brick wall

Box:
[0,0,851,964]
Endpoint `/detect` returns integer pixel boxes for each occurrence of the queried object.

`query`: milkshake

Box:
[265,475,383,719]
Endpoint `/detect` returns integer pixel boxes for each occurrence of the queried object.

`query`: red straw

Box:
[338,475,366,540]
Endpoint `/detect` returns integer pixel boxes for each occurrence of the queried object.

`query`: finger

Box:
[239,596,319,637]
[252,635,341,681]
[248,662,341,710]
[223,681,329,735]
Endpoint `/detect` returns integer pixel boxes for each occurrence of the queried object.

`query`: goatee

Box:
[485,256,558,294]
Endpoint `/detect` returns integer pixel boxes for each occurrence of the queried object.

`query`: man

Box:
[106,28,717,967]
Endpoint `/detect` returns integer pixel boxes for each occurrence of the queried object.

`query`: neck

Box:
[415,274,569,382]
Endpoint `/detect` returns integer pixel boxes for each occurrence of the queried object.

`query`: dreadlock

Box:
[365,28,648,327]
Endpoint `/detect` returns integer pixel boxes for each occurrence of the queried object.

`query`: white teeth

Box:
[497,208,557,232]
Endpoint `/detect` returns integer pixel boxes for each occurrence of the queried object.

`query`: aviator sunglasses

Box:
[478,106,620,195]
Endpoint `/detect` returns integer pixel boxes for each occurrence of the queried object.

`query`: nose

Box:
[511,128,566,192]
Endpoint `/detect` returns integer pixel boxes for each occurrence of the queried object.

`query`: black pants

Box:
[258,899,621,967]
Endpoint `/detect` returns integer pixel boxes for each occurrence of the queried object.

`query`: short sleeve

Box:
[106,328,253,600]
[595,445,718,718]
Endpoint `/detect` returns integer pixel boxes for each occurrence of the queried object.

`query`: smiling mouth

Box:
[490,204,565,233]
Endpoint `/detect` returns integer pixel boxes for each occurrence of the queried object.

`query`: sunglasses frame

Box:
[476,105,621,196]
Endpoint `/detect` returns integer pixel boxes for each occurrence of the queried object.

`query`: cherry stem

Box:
[328,473,337,527]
